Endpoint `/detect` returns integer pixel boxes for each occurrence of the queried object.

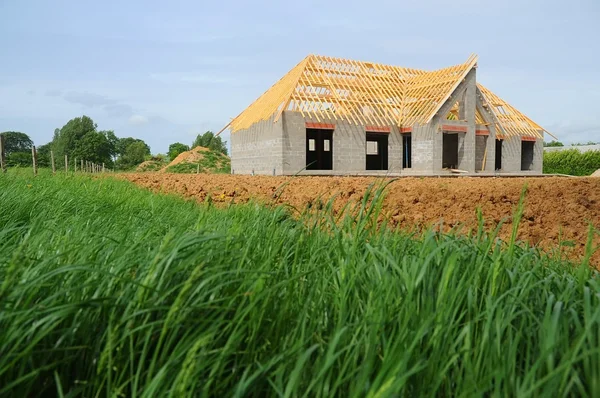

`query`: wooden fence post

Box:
[0,134,6,173]
[32,146,38,176]
[81,159,84,172]
[51,151,56,174]
[65,154,68,173]
[74,158,77,172]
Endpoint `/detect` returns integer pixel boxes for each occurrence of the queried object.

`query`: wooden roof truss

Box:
[477,84,555,139]
[222,54,552,140]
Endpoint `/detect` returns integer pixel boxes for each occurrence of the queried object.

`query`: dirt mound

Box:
[160,146,230,174]
[591,169,600,177]
[163,146,210,171]
[136,160,163,172]
[119,174,600,265]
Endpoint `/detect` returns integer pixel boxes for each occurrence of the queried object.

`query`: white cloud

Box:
[128,114,148,125]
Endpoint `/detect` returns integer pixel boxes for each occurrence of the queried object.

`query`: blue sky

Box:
[1,0,598,153]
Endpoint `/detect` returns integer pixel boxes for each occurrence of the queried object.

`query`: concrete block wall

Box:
[281,111,306,174]
[282,111,407,175]
[500,137,543,173]
[501,137,522,172]
[230,114,284,175]
[282,112,366,174]
[475,136,487,171]
[331,121,366,172]
[481,124,497,172]
[412,124,436,173]
[532,138,543,173]
[388,126,403,173]
[461,70,476,173]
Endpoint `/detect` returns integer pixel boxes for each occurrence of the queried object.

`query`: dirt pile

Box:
[136,160,164,172]
[118,174,600,264]
[162,146,210,171]
[160,147,230,173]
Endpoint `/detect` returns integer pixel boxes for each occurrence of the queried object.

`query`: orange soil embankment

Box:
[119,173,600,264]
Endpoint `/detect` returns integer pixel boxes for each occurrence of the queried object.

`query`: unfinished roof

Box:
[477,84,553,139]
[222,54,551,139]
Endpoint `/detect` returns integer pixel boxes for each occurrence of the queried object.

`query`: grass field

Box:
[1,170,600,396]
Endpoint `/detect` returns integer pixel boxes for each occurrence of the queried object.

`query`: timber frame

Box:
[219,54,554,140]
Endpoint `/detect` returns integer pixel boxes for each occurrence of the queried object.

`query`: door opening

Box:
[521,140,534,170]
[402,134,412,169]
[366,132,388,170]
[306,128,333,170]
[495,139,503,170]
[442,133,459,169]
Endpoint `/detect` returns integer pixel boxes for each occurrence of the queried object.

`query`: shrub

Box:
[543,149,600,176]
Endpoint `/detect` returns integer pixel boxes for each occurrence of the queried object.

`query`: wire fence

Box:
[0,139,110,176]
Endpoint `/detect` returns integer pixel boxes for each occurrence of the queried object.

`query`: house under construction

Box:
[220,54,554,176]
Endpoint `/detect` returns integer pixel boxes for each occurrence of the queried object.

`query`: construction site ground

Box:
[119,173,600,265]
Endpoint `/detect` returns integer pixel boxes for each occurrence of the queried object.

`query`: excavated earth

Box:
[119,173,600,265]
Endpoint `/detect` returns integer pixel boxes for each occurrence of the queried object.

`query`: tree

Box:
[104,130,120,162]
[544,140,564,147]
[0,131,33,155]
[36,143,52,168]
[6,152,31,167]
[116,137,149,156]
[168,142,190,160]
[0,132,34,167]
[117,141,150,169]
[52,116,97,159]
[192,131,228,155]
[71,131,114,166]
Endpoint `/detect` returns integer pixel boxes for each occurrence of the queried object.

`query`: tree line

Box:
[1,115,228,170]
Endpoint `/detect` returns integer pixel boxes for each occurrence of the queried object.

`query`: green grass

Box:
[543,149,600,175]
[166,148,231,174]
[1,170,600,397]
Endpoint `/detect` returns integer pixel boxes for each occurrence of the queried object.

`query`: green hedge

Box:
[543,149,600,176]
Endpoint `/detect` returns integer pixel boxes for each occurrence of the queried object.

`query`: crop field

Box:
[121,173,600,264]
[2,170,600,396]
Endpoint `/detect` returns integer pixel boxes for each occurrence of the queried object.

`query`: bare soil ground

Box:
[119,173,600,264]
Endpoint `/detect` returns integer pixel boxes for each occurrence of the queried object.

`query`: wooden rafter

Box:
[221,54,552,141]
[477,84,555,139]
